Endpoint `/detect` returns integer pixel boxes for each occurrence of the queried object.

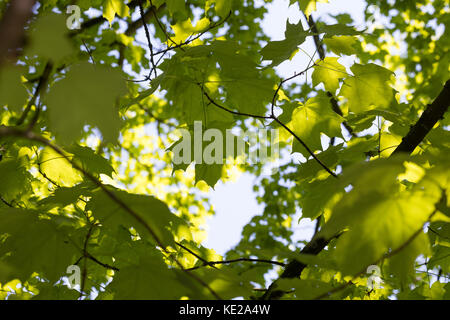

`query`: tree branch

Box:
[261,79,450,299]
[175,241,219,270]
[392,79,450,155]
[260,233,341,300]
[0,196,14,208]
[202,89,272,120]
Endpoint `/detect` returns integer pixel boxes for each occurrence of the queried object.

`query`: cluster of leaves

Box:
[0,0,448,300]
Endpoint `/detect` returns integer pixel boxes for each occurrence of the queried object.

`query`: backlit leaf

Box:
[44,62,127,144]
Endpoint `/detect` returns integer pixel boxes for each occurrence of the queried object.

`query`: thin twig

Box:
[17,61,52,127]
[272,116,338,177]
[201,63,338,178]
[153,11,232,56]
[175,241,218,270]
[138,0,158,79]
[82,39,95,64]
[202,90,272,120]
[185,258,286,271]
[148,0,180,49]
[80,224,94,299]
[0,196,13,207]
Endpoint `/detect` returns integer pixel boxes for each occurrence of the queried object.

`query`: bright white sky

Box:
[204,0,367,255]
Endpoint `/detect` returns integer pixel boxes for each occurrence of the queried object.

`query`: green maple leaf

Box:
[428,245,450,274]
[283,93,343,157]
[224,78,274,116]
[39,182,94,209]
[33,283,79,300]
[175,82,205,124]
[317,23,364,38]
[260,20,310,66]
[166,0,186,16]
[86,188,189,248]
[168,122,235,188]
[323,35,358,56]
[108,243,187,299]
[68,145,115,177]
[320,159,441,275]
[0,66,28,112]
[211,41,275,116]
[103,0,130,25]
[0,158,33,202]
[339,63,395,113]
[27,13,74,61]
[44,62,127,144]
[208,0,233,17]
[298,175,340,219]
[188,268,254,299]
[39,147,82,187]
[195,163,223,188]
[312,57,347,93]
[289,0,329,17]
[388,232,430,284]
[277,279,333,299]
[0,209,79,283]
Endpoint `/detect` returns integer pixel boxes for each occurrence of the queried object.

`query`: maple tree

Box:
[0,0,449,300]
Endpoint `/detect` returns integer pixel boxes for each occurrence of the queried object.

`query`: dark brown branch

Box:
[263,85,450,298]
[0,196,14,208]
[306,15,325,60]
[0,0,36,65]
[85,254,119,272]
[392,79,450,155]
[270,66,316,116]
[74,246,119,272]
[261,233,340,300]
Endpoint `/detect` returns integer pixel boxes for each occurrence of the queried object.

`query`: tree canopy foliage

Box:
[0,0,449,300]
